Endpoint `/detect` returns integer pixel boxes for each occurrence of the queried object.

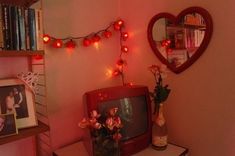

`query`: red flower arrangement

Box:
[79,108,123,156]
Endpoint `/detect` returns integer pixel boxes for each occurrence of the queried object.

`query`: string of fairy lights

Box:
[43,19,131,85]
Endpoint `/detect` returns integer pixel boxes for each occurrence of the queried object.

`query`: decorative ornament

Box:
[83,38,92,47]
[121,32,129,41]
[43,34,51,43]
[92,34,101,43]
[17,72,39,94]
[66,40,76,49]
[44,19,131,85]
[121,45,129,53]
[103,30,112,38]
[53,39,63,48]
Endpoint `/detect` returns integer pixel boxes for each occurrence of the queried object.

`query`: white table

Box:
[53,141,188,156]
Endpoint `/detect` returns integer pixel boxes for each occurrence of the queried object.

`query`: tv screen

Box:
[98,96,148,141]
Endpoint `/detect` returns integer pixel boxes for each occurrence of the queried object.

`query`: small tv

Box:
[83,85,152,156]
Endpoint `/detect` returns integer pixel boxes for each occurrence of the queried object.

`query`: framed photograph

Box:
[0,113,18,138]
[0,79,38,129]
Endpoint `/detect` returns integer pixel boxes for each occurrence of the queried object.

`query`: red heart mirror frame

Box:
[147,7,213,73]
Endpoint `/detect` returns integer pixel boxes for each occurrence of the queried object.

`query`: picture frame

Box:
[0,113,18,138]
[0,78,38,129]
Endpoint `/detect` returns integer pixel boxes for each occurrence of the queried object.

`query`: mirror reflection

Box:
[152,13,206,67]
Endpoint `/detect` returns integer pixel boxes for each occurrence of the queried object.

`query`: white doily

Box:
[17,72,39,94]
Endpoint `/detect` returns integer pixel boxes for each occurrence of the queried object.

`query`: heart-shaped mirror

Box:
[147,7,213,73]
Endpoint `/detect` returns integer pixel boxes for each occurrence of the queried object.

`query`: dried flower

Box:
[90,110,101,119]
[78,107,123,141]
[148,64,171,114]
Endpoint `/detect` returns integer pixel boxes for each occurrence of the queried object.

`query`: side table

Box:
[53,141,188,156]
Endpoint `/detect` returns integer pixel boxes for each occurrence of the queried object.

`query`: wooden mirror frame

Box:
[147,7,213,74]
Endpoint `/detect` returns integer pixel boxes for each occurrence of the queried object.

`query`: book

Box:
[10,6,20,50]
[28,8,37,51]
[2,5,10,50]
[0,4,4,50]
[24,9,30,50]
[18,7,26,50]
[35,9,43,50]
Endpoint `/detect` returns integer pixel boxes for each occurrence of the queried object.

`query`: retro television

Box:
[83,85,152,156]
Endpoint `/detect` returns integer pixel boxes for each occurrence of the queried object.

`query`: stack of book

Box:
[0,4,43,51]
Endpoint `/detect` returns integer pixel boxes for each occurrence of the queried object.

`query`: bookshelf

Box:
[166,22,206,50]
[0,0,52,156]
[0,121,49,145]
[0,0,39,7]
[0,50,44,57]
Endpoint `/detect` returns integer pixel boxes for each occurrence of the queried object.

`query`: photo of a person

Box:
[13,88,23,108]
[5,91,16,114]
[0,85,29,119]
[0,114,18,138]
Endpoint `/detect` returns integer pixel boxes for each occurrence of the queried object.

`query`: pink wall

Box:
[43,0,123,150]
[45,0,235,155]
[120,0,235,156]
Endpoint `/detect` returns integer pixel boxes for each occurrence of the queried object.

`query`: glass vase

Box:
[92,136,120,156]
[152,103,168,150]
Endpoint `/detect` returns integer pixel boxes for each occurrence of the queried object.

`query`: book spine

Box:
[11,6,20,50]
[28,8,37,51]
[35,9,43,50]
[24,9,30,50]
[0,4,4,50]
[8,6,14,50]
[18,7,26,50]
[3,5,10,50]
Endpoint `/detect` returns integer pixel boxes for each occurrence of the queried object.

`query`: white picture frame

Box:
[0,78,37,129]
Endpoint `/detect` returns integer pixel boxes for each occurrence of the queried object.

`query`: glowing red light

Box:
[116,59,127,68]
[83,38,91,47]
[65,40,76,49]
[113,19,124,31]
[112,69,122,77]
[113,23,121,30]
[121,45,129,53]
[122,32,128,41]
[117,19,124,26]
[33,55,43,60]
[92,35,101,43]
[103,30,112,38]
[53,39,63,48]
[116,59,124,66]
[125,82,133,86]
[43,34,51,44]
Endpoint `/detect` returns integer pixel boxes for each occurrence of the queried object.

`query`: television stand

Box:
[53,141,188,156]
